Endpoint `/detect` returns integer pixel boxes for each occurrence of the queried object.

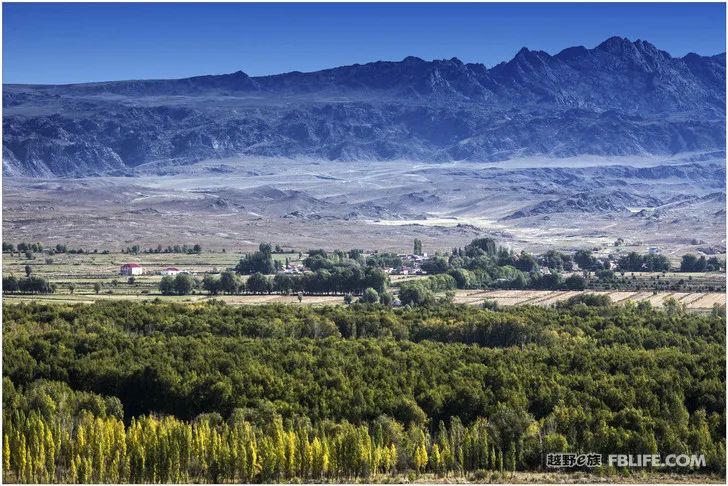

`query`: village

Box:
[2,241,725,312]
[118,251,431,278]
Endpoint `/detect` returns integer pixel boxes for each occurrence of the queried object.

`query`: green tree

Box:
[202,275,221,295]
[681,254,707,272]
[398,283,434,307]
[530,272,562,290]
[465,238,497,257]
[174,274,195,295]
[564,274,586,290]
[359,288,379,304]
[413,239,423,256]
[247,273,271,294]
[617,252,645,272]
[159,276,176,295]
[421,257,449,274]
[574,249,597,270]
[218,272,240,294]
[236,251,275,275]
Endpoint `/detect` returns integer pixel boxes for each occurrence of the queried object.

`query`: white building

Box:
[120,263,144,276]
[161,267,182,276]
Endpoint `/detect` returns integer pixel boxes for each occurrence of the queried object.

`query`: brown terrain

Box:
[3,155,725,258]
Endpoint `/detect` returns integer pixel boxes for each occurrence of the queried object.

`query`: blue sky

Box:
[3,3,726,84]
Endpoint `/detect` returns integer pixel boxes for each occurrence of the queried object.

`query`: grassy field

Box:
[3,251,725,312]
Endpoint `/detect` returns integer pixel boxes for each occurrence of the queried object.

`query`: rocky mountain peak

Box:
[3,37,725,177]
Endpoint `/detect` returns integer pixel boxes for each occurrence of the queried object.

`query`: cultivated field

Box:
[2,250,300,303]
[453,289,726,313]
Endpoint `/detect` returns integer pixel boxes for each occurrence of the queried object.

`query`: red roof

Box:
[121,263,142,268]
[165,267,180,271]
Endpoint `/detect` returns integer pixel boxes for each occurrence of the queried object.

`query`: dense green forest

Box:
[3,299,726,482]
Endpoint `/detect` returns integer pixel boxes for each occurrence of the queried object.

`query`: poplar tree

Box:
[3,434,11,476]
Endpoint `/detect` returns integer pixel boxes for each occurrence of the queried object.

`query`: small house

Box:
[161,267,182,276]
[120,263,144,276]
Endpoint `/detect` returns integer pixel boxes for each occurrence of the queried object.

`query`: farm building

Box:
[120,263,144,276]
[161,267,182,276]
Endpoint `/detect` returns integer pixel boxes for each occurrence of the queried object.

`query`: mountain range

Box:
[3,36,726,177]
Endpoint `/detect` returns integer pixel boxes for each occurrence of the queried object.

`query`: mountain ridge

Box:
[6,36,723,90]
[3,37,726,177]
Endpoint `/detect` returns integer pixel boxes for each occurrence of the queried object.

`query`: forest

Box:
[2,298,725,482]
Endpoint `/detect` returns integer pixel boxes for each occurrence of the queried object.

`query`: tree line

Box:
[4,374,724,484]
[122,244,202,255]
[2,275,54,294]
[3,242,107,257]
[681,254,724,272]
[158,269,389,298]
[3,378,561,484]
[411,239,724,296]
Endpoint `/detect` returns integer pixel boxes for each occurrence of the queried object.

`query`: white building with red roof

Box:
[161,267,182,276]
[120,263,144,276]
